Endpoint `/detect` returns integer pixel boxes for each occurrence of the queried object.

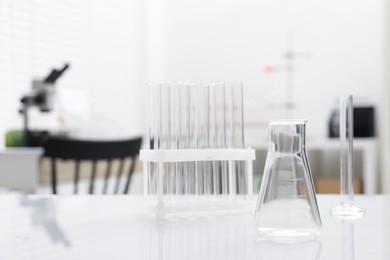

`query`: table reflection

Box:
[146,214,250,260]
[341,221,355,260]
[20,196,71,247]
[144,213,359,260]
[331,207,365,260]
[255,239,322,260]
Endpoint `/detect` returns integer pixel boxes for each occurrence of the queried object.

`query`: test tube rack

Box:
[140,148,256,219]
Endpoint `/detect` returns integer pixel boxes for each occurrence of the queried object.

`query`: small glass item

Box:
[331,95,365,218]
[254,120,321,242]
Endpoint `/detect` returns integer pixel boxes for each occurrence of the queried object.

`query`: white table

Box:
[0,194,386,259]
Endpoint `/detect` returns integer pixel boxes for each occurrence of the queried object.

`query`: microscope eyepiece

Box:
[43,63,70,84]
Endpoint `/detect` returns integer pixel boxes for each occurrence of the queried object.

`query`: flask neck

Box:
[268,121,306,153]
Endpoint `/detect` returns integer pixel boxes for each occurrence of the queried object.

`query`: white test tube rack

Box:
[140,148,256,219]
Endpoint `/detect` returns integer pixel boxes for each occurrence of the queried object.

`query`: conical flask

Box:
[254,120,321,242]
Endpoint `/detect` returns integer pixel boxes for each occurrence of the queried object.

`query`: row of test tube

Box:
[146,82,247,197]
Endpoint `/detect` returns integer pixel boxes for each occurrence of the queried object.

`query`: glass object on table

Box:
[254,120,321,242]
[142,81,255,219]
[331,95,365,219]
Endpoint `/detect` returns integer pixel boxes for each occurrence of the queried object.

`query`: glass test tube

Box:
[177,83,185,196]
[175,84,182,196]
[207,83,215,195]
[148,83,162,196]
[154,83,164,197]
[182,82,191,196]
[170,83,180,197]
[161,83,171,196]
[194,83,204,196]
[231,82,245,149]
[197,83,209,195]
[212,82,226,195]
[232,83,246,195]
[224,83,240,195]
[220,82,231,196]
[188,83,199,195]
[209,83,217,195]
[186,83,192,196]
[146,83,153,196]
[146,83,152,196]
[204,83,213,195]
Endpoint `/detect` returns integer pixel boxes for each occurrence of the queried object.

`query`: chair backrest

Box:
[43,136,142,194]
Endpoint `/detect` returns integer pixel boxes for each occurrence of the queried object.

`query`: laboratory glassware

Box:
[331,95,365,218]
[254,120,321,242]
[142,81,255,218]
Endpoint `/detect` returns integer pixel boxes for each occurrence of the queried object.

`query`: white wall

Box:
[148,0,384,145]
[1,0,384,144]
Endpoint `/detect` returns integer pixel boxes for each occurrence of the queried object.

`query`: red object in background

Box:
[263,65,273,73]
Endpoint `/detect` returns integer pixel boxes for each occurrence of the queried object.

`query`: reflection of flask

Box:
[256,239,322,260]
[254,120,321,242]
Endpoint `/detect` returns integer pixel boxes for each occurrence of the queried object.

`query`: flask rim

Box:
[268,119,307,125]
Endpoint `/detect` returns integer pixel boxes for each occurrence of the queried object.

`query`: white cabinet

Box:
[0,148,43,193]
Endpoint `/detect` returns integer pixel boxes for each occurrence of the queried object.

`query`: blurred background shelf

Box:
[0,138,377,195]
[250,138,378,194]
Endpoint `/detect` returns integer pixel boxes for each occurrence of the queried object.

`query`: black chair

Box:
[43,136,142,194]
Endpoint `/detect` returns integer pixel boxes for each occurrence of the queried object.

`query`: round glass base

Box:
[255,228,320,243]
[330,203,365,220]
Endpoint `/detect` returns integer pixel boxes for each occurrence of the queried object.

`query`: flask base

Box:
[256,227,320,243]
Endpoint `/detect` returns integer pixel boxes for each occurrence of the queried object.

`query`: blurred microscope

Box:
[18,63,70,147]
